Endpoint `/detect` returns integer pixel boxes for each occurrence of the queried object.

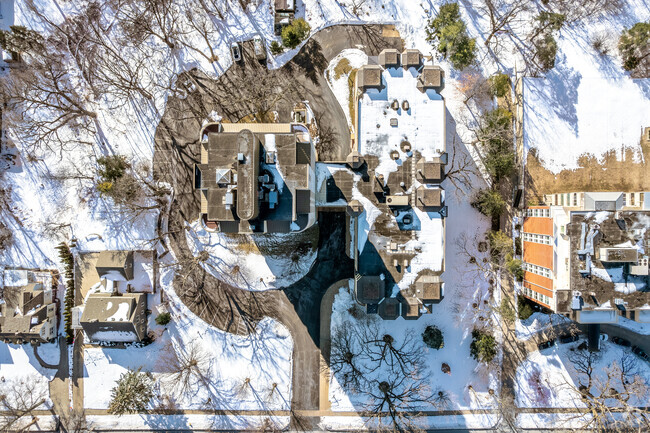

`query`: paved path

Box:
[47,336,70,427]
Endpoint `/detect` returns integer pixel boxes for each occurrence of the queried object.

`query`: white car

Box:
[230,42,242,63]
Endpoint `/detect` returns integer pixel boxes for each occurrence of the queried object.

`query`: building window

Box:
[631,193,635,206]
[623,194,627,206]
[573,193,577,206]
[523,232,552,245]
[526,208,550,218]
[523,262,552,278]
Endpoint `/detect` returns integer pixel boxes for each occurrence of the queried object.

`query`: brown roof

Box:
[401,296,421,319]
[357,65,382,89]
[416,158,444,182]
[416,186,443,209]
[96,251,134,281]
[413,274,443,302]
[401,49,422,68]
[378,49,399,67]
[378,297,400,320]
[357,276,385,304]
[417,65,443,89]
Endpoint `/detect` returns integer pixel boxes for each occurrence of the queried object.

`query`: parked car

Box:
[559,334,579,344]
[611,336,632,347]
[253,35,266,61]
[537,339,555,351]
[230,42,242,62]
[632,346,650,362]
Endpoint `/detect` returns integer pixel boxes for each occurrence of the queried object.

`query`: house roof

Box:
[356,276,385,304]
[416,186,443,209]
[401,49,422,67]
[416,158,444,182]
[378,49,399,67]
[417,65,443,89]
[357,65,383,89]
[378,297,400,320]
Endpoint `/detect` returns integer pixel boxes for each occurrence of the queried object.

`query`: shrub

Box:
[618,22,650,72]
[155,312,171,326]
[108,368,154,415]
[97,155,129,183]
[518,295,534,320]
[426,2,477,70]
[422,325,444,349]
[470,329,497,363]
[534,33,558,73]
[472,189,506,218]
[270,40,284,55]
[590,32,610,56]
[506,256,524,281]
[56,242,75,344]
[488,73,510,98]
[281,18,311,49]
[488,230,513,262]
[500,298,515,324]
[96,181,113,194]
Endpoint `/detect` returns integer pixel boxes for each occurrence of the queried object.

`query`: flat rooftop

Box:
[565,211,650,313]
[357,66,445,184]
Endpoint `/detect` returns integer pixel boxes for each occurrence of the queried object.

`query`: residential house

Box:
[78,292,147,343]
[0,282,57,344]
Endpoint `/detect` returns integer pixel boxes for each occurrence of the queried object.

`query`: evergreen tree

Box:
[0,25,44,54]
[426,3,477,70]
[108,368,154,415]
[281,18,311,49]
[422,325,444,349]
[472,189,506,218]
[618,22,650,72]
[56,242,75,343]
[470,329,497,363]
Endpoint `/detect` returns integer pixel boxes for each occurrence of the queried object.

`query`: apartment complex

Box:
[343,48,447,320]
[522,192,650,324]
[195,123,316,234]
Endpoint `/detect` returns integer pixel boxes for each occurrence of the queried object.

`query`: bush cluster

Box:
[281,18,311,49]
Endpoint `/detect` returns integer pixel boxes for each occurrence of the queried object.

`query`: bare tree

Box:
[445,136,479,197]
[478,0,531,49]
[330,322,366,392]
[159,340,213,398]
[118,0,182,50]
[365,375,430,433]
[563,350,650,431]
[0,376,48,433]
[362,326,422,377]
[180,0,220,63]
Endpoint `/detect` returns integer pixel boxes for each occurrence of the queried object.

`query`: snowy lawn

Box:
[329,284,498,412]
[83,266,293,411]
[0,342,58,408]
[516,339,650,409]
[325,49,369,128]
[185,219,318,291]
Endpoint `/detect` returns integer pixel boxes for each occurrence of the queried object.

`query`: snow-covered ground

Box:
[0,342,58,408]
[516,339,650,409]
[521,1,650,173]
[185,219,317,291]
[83,265,293,411]
[515,312,572,340]
[325,49,368,127]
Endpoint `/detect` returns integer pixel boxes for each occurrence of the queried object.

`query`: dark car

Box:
[611,336,632,347]
[632,346,650,362]
[559,334,579,344]
[537,339,555,351]
[230,42,242,63]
